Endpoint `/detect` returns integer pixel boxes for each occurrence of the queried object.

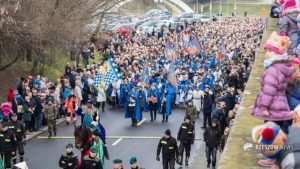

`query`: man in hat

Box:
[12,90,23,121]
[177,115,195,166]
[147,84,158,122]
[81,146,103,169]
[59,143,79,169]
[44,97,57,138]
[129,157,139,169]
[204,119,221,169]
[202,85,214,129]
[8,113,26,164]
[185,100,197,124]
[82,99,98,125]
[156,129,178,169]
[0,122,16,169]
[113,159,123,169]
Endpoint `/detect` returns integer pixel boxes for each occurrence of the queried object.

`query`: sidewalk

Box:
[25,118,65,142]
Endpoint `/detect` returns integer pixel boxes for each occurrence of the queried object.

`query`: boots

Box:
[185,156,189,166]
[150,111,153,122]
[48,132,52,138]
[154,110,157,121]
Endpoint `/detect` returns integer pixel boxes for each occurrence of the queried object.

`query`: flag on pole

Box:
[165,40,177,61]
[186,37,201,56]
[168,61,178,90]
[94,57,121,87]
[142,61,150,85]
[182,31,190,49]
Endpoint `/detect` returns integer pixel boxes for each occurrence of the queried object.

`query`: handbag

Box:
[17,105,23,113]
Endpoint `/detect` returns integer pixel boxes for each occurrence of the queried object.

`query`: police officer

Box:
[177,115,195,166]
[8,113,26,164]
[156,129,178,169]
[0,122,16,169]
[58,143,79,169]
[80,146,103,169]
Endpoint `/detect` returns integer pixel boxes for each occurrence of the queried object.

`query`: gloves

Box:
[156,156,160,161]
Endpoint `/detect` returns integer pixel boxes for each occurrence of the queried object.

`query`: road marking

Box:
[37,136,204,141]
[137,118,147,126]
[112,138,123,146]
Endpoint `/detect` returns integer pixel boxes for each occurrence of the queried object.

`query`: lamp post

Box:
[196,0,199,14]
[219,0,222,15]
[210,0,212,18]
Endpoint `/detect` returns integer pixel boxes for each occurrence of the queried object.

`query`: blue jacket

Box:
[287,86,300,110]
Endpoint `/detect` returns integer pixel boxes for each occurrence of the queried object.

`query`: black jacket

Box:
[204,125,221,148]
[224,92,235,111]
[80,155,103,169]
[8,120,26,143]
[177,122,195,143]
[59,152,79,169]
[0,130,16,151]
[203,93,213,114]
[157,136,178,158]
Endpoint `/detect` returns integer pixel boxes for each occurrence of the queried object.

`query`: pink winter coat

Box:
[252,63,294,121]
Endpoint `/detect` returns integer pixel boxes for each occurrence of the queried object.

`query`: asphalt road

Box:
[24,107,209,169]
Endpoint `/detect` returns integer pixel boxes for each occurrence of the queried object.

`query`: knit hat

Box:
[113,159,123,164]
[283,0,298,12]
[185,115,191,121]
[264,32,289,55]
[165,129,171,136]
[66,143,73,149]
[252,122,287,159]
[129,157,137,164]
[89,146,97,153]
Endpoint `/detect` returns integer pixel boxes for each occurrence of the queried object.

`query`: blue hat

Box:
[129,157,137,164]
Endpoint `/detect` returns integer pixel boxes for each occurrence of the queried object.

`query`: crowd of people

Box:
[0,2,282,168]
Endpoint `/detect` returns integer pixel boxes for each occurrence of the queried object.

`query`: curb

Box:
[25,118,66,142]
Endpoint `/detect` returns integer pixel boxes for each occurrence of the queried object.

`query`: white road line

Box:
[112,138,123,146]
[137,118,147,126]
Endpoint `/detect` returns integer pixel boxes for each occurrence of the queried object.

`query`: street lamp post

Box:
[196,0,199,14]
[219,0,222,15]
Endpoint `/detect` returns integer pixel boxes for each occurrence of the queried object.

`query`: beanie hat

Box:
[129,157,137,164]
[283,0,298,12]
[185,115,191,121]
[264,32,289,55]
[113,159,123,164]
[260,127,277,145]
[165,129,171,136]
[89,146,97,153]
[66,143,73,149]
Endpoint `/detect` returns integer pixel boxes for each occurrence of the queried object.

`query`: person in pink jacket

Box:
[253,32,294,124]
[252,32,295,167]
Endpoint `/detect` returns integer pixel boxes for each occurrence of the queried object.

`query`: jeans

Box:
[83,58,89,68]
[35,113,43,130]
[205,146,217,167]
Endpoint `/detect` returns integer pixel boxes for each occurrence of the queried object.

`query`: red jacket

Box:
[7,88,14,103]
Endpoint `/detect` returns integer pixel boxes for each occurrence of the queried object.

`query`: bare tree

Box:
[0,0,124,73]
